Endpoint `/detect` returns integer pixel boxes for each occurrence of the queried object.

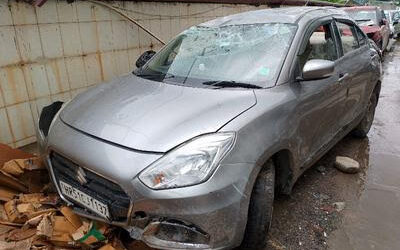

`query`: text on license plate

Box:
[59,181,110,219]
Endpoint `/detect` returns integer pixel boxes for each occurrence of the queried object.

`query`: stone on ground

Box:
[335,156,360,174]
[333,202,346,212]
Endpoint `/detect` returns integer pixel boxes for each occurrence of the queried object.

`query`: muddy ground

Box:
[18,42,400,250]
[267,41,400,250]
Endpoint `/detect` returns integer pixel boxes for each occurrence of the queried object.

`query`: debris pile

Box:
[0,144,126,250]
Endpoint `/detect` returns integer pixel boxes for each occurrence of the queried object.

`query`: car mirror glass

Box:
[301,59,335,81]
[136,50,156,68]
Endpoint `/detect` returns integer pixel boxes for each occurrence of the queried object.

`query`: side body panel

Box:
[393,12,400,37]
[377,9,390,50]
[223,14,381,193]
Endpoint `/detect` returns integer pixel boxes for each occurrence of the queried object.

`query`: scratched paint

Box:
[0,0,265,148]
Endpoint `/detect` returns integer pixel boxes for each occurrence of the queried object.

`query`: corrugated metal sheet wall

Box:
[0,0,266,148]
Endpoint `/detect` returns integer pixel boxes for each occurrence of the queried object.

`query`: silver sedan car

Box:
[37,7,381,250]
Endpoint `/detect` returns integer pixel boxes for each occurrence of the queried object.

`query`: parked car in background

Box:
[384,10,400,38]
[344,6,390,51]
[36,7,382,250]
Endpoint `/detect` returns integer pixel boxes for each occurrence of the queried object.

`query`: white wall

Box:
[0,0,265,148]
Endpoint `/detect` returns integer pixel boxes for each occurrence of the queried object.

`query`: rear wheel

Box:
[352,93,378,138]
[241,160,275,249]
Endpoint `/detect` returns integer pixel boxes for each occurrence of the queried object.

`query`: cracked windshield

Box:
[136,23,297,88]
[346,10,378,24]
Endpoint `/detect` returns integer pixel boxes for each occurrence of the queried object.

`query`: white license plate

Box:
[59,181,110,219]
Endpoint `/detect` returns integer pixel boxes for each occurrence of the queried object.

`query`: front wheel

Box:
[352,93,378,138]
[241,160,275,249]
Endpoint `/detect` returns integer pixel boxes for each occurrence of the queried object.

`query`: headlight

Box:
[139,132,235,190]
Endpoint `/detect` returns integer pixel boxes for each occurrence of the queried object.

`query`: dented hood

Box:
[60,74,256,152]
[359,24,380,34]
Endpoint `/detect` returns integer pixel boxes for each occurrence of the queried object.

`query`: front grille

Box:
[50,152,131,222]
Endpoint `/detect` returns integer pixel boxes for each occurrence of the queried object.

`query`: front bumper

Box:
[41,118,255,249]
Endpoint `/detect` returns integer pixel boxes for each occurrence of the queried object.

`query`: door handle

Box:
[338,73,349,82]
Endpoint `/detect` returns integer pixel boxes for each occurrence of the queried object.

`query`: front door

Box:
[295,19,347,165]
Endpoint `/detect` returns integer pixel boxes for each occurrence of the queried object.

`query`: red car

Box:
[344,6,390,51]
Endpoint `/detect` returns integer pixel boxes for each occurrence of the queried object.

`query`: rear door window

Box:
[355,27,367,46]
[336,22,359,55]
[393,12,400,22]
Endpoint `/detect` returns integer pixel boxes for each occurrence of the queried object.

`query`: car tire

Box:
[240,160,275,249]
[378,40,383,50]
[352,92,378,138]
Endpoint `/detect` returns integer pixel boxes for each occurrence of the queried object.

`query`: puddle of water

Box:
[328,154,400,250]
[329,42,400,250]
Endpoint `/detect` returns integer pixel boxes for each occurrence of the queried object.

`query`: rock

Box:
[320,205,335,213]
[319,193,330,200]
[316,165,326,173]
[267,238,286,250]
[335,156,360,174]
[333,202,346,212]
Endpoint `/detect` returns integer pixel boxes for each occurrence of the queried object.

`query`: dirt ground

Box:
[14,42,400,250]
[267,40,400,250]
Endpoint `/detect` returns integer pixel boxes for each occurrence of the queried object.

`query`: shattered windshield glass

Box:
[345,10,378,24]
[136,23,297,88]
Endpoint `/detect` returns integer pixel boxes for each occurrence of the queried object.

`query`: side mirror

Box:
[136,50,156,68]
[301,59,335,81]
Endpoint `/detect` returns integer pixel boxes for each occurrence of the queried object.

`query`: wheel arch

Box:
[272,149,295,195]
[373,80,381,103]
[256,148,295,195]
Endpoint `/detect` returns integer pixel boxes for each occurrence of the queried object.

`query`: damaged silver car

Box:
[37,7,381,250]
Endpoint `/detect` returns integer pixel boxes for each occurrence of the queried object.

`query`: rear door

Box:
[333,19,371,127]
[377,9,390,50]
[393,12,400,37]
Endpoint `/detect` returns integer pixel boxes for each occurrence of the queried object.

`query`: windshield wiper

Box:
[356,19,372,22]
[134,72,158,77]
[202,80,262,89]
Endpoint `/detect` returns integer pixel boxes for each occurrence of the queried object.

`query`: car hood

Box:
[359,24,380,34]
[60,74,256,152]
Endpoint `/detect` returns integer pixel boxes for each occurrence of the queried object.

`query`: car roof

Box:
[200,7,348,27]
[344,6,378,11]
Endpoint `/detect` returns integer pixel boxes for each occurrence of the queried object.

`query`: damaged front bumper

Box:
[39,118,255,249]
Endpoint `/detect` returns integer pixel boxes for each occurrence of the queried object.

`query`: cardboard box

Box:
[0,171,28,193]
[52,216,76,234]
[18,193,58,205]
[0,144,33,167]
[60,206,82,229]
[6,227,37,241]
[4,199,27,223]
[1,157,44,177]
[0,186,18,202]
[37,214,52,238]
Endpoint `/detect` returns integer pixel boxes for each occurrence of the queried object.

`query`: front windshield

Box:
[137,23,297,88]
[346,10,377,24]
